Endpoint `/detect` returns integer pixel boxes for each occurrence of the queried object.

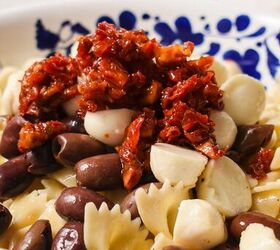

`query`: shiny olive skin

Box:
[52,133,106,166]
[120,182,162,219]
[75,153,122,191]
[230,211,280,240]
[0,204,12,235]
[27,142,61,175]
[233,125,274,154]
[13,220,52,250]
[63,117,86,134]
[227,124,274,164]
[55,187,114,222]
[0,115,26,159]
[0,154,34,199]
[52,221,85,250]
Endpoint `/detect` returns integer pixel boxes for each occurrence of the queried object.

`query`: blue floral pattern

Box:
[35,10,280,83]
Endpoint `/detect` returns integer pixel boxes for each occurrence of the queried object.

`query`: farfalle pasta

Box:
[47,167,77,188]
[135,181,189,237]
[84,202,153,250]
[41,179,65,200]
[38,200,66,237]
[0,179,65,249]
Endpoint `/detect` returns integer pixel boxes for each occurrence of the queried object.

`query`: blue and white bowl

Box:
[0,0,279,88]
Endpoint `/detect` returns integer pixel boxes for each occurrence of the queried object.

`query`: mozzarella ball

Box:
[173,199,227,250]
[210,111,237,149]
[240,223,280,250]
[224,60,242,78]
[150,143,208,186]
[84,109,135,146]
[210,59,228,87]
[221,74,265,125]
[197,156,252,217]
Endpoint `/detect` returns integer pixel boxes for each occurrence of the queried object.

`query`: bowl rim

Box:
[0,0,280,19]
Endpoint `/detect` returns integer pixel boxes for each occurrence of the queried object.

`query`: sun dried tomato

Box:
[19,53,79,119]
[76,22,203,114]
[247,148,274,180]
[18,121,68,152]
[18,22,226,188]
[159,101,224,158]
[161,73,223,113]
[117,109,157,189]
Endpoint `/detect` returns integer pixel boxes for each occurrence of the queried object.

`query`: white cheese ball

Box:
[210,59,228,87]
[150,143,208,186]
[210,110,237,149]
[173,199,227,250]
[197,156,252,217]
[221,74,265,125]
[224,60,242,78]
[240,223,280,250]
[84,109,135,146]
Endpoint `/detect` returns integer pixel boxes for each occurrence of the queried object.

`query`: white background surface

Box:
[1,0,280,11]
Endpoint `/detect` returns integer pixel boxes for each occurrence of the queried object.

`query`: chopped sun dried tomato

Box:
[247,148,274,180]
[19,53,79,119]
[159,101,224,159]
[117,109,157,189]
[76,22,202,113]
[18,121,68,152]
[18,22,225,189]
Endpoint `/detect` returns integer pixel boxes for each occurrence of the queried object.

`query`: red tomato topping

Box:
[18,121,68,152]
[18,22,226,188]
[19,53,79,119]
[248,148,274,180]
[117,108,157,189]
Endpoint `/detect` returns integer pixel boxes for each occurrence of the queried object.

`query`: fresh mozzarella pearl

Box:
[84,109,135,146]
[173,199,227,250]
[224,60,242,78]
[239,223,280,250]
[210,59,228,87]
[150,143,208,186]
[62,96,81,116]
[197,156,252,217]
[221,74,266,125]
[210,110,237,149]
[0,71,23,115]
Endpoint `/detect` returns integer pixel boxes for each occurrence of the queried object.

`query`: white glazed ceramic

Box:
[0,0,279,88]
